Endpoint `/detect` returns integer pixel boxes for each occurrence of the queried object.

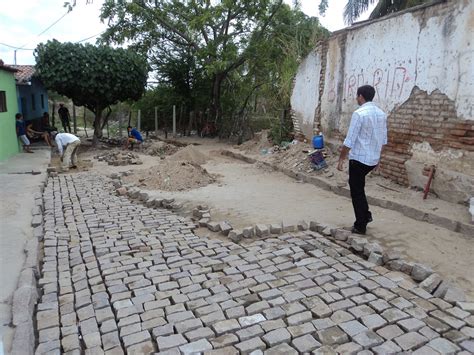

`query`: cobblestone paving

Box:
[35,173,474,354]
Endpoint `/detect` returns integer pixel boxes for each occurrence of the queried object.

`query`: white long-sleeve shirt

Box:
[343,102,387,166]
[55,133,80,156]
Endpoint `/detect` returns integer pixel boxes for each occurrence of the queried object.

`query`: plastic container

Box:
[312,134,324,149]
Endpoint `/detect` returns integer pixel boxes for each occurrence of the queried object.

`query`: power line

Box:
[0,43,35,51]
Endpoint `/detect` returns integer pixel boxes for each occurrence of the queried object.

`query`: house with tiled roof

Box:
[10,64,49,122]
[0,60,20,160]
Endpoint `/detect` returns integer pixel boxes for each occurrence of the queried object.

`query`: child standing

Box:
[16,113,34,153]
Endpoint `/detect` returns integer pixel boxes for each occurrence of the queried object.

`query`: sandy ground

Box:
[79,136,474,299]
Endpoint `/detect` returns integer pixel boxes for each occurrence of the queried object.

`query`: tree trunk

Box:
[210,73,224,124]
[51,101,56,128]
[72,105,77,134]
[92,109,103,146]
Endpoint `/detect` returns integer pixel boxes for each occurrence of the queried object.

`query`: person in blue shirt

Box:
[125,125,143,150]
[15,113,34,153]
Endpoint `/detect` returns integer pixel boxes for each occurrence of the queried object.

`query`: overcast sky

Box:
[0,0,373,66]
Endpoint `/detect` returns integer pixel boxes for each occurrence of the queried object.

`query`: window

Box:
[31,94,36,111]
[41,94,45,109]
[0,91,6,112]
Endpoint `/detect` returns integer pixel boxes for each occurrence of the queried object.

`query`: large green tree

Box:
[100,0,284,123]
[319,0,429,25]
[34,39,148,143]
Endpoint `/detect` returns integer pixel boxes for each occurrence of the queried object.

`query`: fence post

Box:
[137,110,141,132]
[155,106,158,137]
[172,105,176,137]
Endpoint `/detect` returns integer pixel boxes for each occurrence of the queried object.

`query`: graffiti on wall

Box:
[327,65,412,104]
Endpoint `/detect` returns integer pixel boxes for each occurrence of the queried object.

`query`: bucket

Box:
[312,134,324,149]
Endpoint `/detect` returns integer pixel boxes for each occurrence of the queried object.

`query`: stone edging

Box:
[221,150,474,237]
[110,174,469,308]
[10,183,46,355]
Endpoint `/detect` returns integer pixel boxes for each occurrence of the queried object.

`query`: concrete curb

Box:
[109,175,468,305]
[10,181,46,355]
[221,150,474,237]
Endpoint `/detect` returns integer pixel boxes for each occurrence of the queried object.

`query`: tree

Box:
[34,39,148,143]
[100,0,284,124]
[319,0,429,25]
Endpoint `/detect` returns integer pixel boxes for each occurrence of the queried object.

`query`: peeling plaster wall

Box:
[290,49,322,138]
[291,0,473,203]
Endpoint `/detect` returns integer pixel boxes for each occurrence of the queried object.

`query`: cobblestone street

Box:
[34,173,474,354]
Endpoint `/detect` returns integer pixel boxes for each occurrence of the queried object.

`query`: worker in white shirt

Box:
[337,85,388,235]
[51,131,81,171]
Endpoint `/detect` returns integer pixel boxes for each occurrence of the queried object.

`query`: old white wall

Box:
[291,0,473,136]
[290,50,321,138]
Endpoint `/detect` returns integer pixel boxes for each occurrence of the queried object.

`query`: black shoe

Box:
[351,227,366,235]
[70,165,77,169]
[367,212,373,224]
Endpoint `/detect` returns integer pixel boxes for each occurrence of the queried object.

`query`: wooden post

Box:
[154,106,158,137]
[72,105,77,134]
[83,107,88,138]
[172,105,176,137]
[137,110,141,131]
[119,112,123,138]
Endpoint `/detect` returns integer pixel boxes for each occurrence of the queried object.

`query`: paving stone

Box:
[372,340,402,354]
[431,310,466,329]
[185,327,215,342]
[235,337,266,354]
[123,330,150,348]
[157,334,188,351]
[376,324,404,340]
[264,343,298,355]
[179,339,213,354]
[352,330,384,349]
[262,328,291,347]
[102,331,121,351]
[334,342,363,354]
[397,317,425,332]
[411,264,433,282]
[212,319,241,335]
[316,326,349,345]
[236,325,264,341]
[291,334,321,352]
[126,340,154,354]
[211,334,239,349]
[394,332,428,351]
[339,320,368,337]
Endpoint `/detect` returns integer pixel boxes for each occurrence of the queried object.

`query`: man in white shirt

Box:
[337,85,387,235]
[51,132,81,171]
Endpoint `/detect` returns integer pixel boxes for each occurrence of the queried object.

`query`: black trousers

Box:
[349,159,375,232]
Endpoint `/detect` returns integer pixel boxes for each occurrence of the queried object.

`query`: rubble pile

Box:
[145,141,180,157]
[94,151,143,166]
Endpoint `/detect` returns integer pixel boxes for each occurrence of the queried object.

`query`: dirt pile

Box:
[167,145,208,165]
[123,160,216,191]
[94,150,143,166]
[237,130,273,154]
[145,141,180,157]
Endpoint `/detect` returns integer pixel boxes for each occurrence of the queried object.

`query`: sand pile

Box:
[237,130,273,154]
[123,160,215,191]
[167,145,208,165]
[145,141,180,157]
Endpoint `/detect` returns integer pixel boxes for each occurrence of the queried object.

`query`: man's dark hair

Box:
[357,85,376,102]
[15,113,22,119]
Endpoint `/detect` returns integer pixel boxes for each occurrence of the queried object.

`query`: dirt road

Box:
[82,137,474,299]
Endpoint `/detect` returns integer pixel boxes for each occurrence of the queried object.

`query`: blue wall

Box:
[16,78,48,121]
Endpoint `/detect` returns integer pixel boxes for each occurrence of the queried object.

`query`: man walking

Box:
[51,132,81,171]
[58,103,71,133]
[337,85,387,235]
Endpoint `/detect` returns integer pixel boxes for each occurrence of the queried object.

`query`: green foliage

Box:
[34,39,148,141]
[100,1,327,139]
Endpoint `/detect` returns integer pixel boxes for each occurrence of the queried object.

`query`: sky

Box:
[0,0,374,66]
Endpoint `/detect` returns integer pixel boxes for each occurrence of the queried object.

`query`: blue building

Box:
[10,65,49,122]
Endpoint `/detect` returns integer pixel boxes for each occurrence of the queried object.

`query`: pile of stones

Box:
[95,152,143,166]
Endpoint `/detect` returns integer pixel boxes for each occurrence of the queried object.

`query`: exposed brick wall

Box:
[380,87,474,185]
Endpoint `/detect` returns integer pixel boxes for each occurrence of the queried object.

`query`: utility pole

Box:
[172,105,176,137]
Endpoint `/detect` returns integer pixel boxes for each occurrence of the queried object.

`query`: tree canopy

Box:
[319,0,429,25]
[34,39,148,142]
[100,0,327,138]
